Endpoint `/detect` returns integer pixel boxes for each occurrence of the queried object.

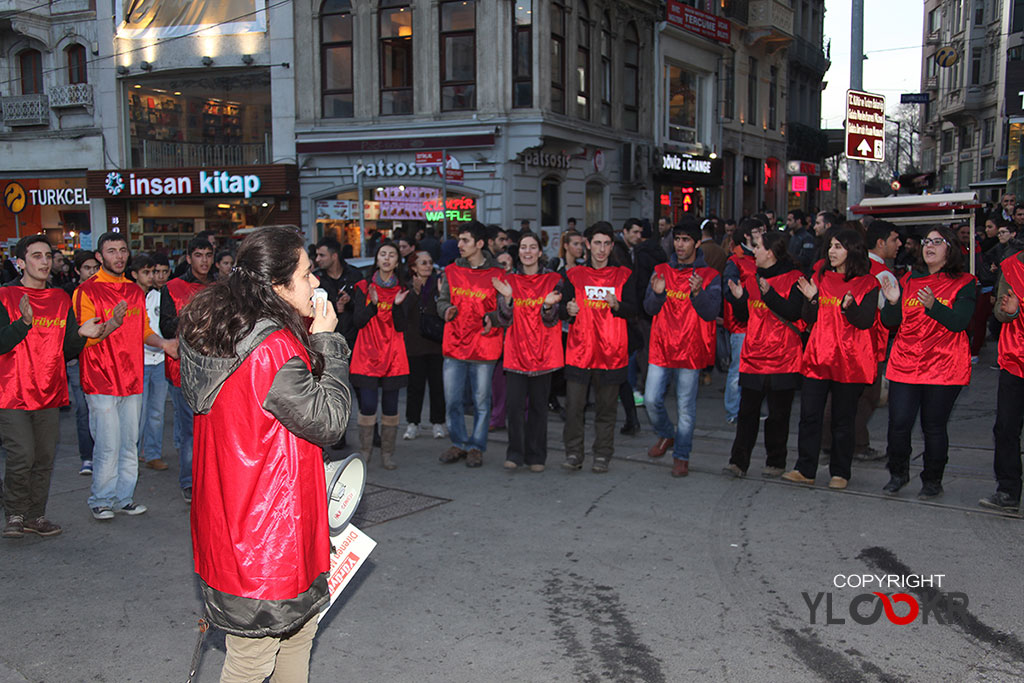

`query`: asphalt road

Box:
[1,342,1021,683]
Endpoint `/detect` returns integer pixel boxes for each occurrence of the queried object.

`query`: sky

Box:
[820,0,924,128]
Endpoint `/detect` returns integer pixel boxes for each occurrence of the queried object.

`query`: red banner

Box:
[667,1,731,44]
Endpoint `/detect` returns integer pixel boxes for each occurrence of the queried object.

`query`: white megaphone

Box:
[324,454,367,540]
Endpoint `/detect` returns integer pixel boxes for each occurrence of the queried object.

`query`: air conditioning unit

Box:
[621,143,650,185]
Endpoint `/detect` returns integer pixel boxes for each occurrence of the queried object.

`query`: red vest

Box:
[442,264,505,361]
[75,276,145,396]
[738,269,804,375]
[802,270,878,384]
[350,280,410,377]
[566,266,631,370]
[1000,255,1024,379]
[649,263,719,369]
[164,277,206,387]
[868,259,891,362]
[191,330,330,600]
[503,272,564,374]
[723,253,756,333]
[0,287,70,410]
[886,272,974,386]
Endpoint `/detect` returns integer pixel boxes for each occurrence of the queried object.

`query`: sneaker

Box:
[181,487,192,504]
[882,474,909,495]
[632,390,645,406]
[761,466,785,478]
[79,460,93,476]
[978,491,1021,513]
[971,355,979,365]
[591,458,610,474]
[722,463,745,478]
[918,481,943,500]
[144,458,169,471]
[466,449,483,468]
[432,424,447,439]
[562,455,583,471]
[23,517,61,537]
[91,506,114,521]
[2,514,25,539]
[853,447,885,462]
[503,460,519,470]
[117,502,148,516]
[782,470,815,485]
[828,476,848,490]
[726,416,737,425]
[403,423,419,440]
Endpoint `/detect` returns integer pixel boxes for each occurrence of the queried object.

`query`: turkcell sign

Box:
[128,170,262,198]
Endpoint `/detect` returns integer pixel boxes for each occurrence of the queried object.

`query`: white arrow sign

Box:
[857,139,873,157]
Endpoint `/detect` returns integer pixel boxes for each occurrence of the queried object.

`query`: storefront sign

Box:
[86,165,297,200]
[786,160,820,176]
[415,150,444,166]
[516,149,573,172]
[316,199,381,221]
[354,159,436,179]
[422,196,475,222]
[666,1,730,44]
[791,176,808,192]
[656,150,723,186]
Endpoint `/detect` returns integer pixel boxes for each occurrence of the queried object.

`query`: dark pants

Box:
[406,354,445,425]
[969,293,994,356]
[993,370,1024,500]
[506,372,552,465]
[357,387,400,417]
[822,361,883,451]
[564,374,618,463]
[886,381,962,484]
[729,383,795,472]
[618,380,639,426]
[796,378,866,480]
[0,407,59,519]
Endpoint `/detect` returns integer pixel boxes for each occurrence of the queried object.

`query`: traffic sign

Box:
[415,150,444,166]
[900,93,930,104]
[845,89,886,163]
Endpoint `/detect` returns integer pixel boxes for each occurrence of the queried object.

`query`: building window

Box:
[440,0,476,111]
[667,64,698,144]
[960,124,973,149]
[585,181,603,227]
[958,159,973,188]
[599,12,611,125]
[550,0,565,114]
[768,66,777,130]
[513,1,532,108]
[746,57,757,125]
[379,1,413,115]
[575,0,590,119]
[66,44,87,85]
[723,56,735,120]
[623,23,639,131]
[974,2,984,25]
[971,47,982,85]
[942,129,954,153]
[321,0,353,118]
[541,176,560,226]
[928,8,939,32]
[984,117,995,145]
[19,49,42,95]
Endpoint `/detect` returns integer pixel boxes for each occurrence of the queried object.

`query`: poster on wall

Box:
[116,0,267,39]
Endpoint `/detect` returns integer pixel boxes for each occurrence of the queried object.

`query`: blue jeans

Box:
[67,360,93,460]
[644,364,700,461]
[443,358,495,452]
[169,384,194,489]
[86,393,142,509]
[724,332,745,420]
[137,363,168,462]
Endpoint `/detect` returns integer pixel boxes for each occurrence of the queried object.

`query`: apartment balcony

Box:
[137,139,269,169]
[789,37,830,75]
[745,0,793,51]
[2,94,49,126]
[49,83,93,109]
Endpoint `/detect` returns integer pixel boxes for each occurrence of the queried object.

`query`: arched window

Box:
[550,0,565,114]
[380,0,413,115]
[585,181,604,227]
[575,0,589,119]
[321,0,353,118]
[622,23,639,131]
[440,0,476,111]
[599,12,611,125]
[66,44,87,84]
[19,49,42,94]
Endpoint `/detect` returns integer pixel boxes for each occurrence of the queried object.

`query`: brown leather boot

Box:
[357,413,376,464]
[379,414,399,470]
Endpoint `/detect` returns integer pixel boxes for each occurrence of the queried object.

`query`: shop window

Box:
[575,0,590,120]
[585,181,604,228]
[512,1,532,108]
[667,63,698,144]
[541,176,560,226]
[380,1,413,115]
[623,23,639,131]
[321,0,354,118]
[550,0,565,114]
[19,49,42,95]
[440,0,476,111]
[599,12,611,125]
[127,69,272,168]
[66,44,87,85]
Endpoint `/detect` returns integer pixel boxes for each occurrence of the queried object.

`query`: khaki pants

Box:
[0,407,59,519]
[220,617,318,683]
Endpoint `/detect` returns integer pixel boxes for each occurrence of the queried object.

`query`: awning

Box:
[968,177,1007,189]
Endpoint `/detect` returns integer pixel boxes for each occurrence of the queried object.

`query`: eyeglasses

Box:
[998,230,1012,236]
[921,238,948,247]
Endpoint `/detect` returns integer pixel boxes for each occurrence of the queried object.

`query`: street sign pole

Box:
[441,148,448,240]
[848,0,865,217]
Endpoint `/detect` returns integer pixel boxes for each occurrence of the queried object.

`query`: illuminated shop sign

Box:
[656,150,723,186]
[422,196,475,222]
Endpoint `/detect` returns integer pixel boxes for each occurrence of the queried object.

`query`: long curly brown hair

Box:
[179,226,324,376]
